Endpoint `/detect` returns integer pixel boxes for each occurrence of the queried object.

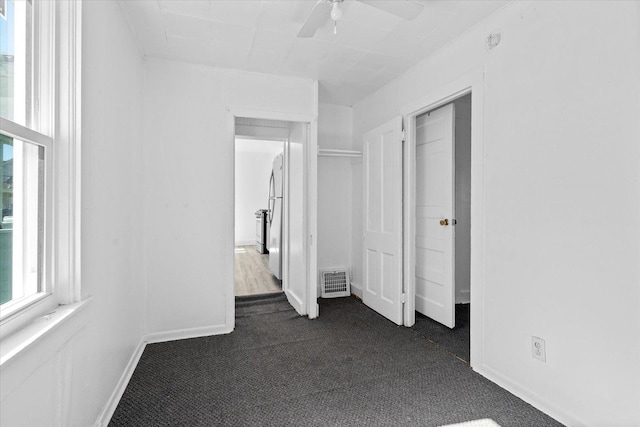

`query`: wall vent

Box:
[320,268,350,298]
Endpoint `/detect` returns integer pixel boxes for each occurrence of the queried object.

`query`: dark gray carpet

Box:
[412,304,470,363]
[109,294,563,427]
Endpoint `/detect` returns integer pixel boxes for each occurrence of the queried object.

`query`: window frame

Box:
[0,0,81,340]
[0,118,53,317]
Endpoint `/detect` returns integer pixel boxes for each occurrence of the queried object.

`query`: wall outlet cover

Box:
[532,336,546,362]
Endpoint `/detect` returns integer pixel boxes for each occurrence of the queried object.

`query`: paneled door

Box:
[362,117,403,325]
[415,103,456,328]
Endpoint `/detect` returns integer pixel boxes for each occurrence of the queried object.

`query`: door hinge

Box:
[309,234,313,245]
[401,293,406,304]
[401,129,406,142]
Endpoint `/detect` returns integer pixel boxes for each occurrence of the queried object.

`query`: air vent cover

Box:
[320,268,350,298]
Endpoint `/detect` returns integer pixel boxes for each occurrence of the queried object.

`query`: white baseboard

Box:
[475,363,585,427]
[95,323,233,427]
[145,323,233,344]
[350,281,363,299]
[285,289,305,316]
[234,241,255,247]
[94,339,146,427]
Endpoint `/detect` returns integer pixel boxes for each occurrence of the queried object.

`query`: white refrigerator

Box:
[268,153,284,280]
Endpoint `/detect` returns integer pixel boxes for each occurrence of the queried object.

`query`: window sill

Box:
[0,298,92,368]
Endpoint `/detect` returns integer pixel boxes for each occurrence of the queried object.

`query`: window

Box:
[0,0,81,337]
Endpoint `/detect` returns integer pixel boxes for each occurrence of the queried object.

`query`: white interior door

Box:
[363,117,403,325]
[415,103,456,328]
[284,124,307,315]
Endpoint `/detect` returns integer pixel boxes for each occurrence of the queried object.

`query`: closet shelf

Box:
[318,148,362,158]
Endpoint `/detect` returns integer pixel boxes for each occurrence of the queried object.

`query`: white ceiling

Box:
[119,0,510,106]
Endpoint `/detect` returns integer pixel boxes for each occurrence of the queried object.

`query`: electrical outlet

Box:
[532,336,546,362]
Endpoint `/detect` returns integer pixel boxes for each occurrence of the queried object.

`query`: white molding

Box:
[144,323,233,344]
[0,298,92,372]
[285,289,305,315]
[474,364,582,427]
[350,281,363,299]
[318,148,362,158]
[94,339,146,427]
[228,106,319,323]
[401,69,485,370]
[226,109,238,335]
[0,0,82,342]
[0,118,54,147]
[307,116,319,319]
[227,107,316,124]
[54,0,82,305]
[234,240,256,247]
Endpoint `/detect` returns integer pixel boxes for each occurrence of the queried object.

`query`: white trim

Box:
[350,281,363,299]
[0,0,82,337]
[285,287,305,314]
[54,0,82,305]
[0,298,91,369]
[282,138,290,296]
[401,69,485,370]
[474,364,579,427]
[318,148,362,158]
[227,107,318,326]
[144,324,233,344]
[306,114,318,319]
[34,0,55,136]
[94,339,146,427]
[226,110,238,334]
[234,240,256,247]
[227,107,317,124]
[0,293,53,327]
[0,118,54,147]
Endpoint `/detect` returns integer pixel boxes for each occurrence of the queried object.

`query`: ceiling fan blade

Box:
[356,0,424,20]
[297,1,332,38]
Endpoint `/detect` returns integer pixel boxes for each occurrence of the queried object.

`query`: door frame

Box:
[227,108,318,329]
[401,70,485,368]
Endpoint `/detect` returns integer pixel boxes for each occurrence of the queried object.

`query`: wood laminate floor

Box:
[234,245,282,296]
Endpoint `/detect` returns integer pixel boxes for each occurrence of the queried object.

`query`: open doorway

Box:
[231,114,318,319]
[234,137,284,297]
[411,94,472,362]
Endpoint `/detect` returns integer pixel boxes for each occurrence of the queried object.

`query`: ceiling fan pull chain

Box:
[334,20,337,35]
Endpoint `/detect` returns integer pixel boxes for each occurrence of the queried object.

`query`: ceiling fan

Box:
[297,0,424,38]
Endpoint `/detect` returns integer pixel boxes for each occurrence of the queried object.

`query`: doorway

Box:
[230,112,318,320]
[234,137,284,297]
[412,94,471,362]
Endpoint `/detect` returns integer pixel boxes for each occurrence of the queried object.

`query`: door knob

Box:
[439,219,449,226]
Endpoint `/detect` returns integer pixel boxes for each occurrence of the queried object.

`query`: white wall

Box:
[142,57,316,335]
[317,104,353,288]
[234,140,283,246]
[0,2,146,425]
[352,2,640,425]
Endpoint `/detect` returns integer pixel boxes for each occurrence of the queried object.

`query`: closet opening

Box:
[411,93,472,363]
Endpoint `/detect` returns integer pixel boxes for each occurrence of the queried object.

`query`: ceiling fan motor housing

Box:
[330,0,344,21]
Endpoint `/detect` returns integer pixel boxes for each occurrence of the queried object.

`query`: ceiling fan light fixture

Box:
[330,1,343,21]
